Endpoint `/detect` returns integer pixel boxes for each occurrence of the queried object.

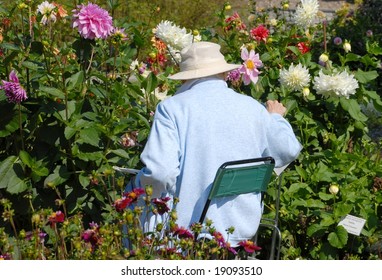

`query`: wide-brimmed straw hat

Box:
[168,42,241,80]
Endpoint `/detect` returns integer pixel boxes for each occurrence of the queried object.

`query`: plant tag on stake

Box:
[338,214,366,236]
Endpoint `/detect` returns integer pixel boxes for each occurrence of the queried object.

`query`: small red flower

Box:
[152,197,171,215]
[114,196,133,212]
[297,42,310,54]
[213,231,225,246]
[173,226,194,239]
[238,240,261,253]
[224,12,247,31]
[48,210,65,226]
[250,25,269,43]
[124,187,145,203]
[82,222,101,247]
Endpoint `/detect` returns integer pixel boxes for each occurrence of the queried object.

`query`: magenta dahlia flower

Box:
[72,3,114,40]
[0,70,27,103]
[239,48,263,85]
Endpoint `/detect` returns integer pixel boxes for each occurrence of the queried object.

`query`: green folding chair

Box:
[198,156,282,260]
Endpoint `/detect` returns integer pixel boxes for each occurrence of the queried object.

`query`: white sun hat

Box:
[168,41,241,80]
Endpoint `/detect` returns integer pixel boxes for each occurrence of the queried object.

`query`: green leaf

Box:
[142,72,158,95]
[311,162,336,182]
[66,71,84,91]
[339,98,368,122]
[306,199,326,208]
[44,165,70,188]
[366,41,382,55]
[64,126,77,140]
[328,226,348,249]
[39,86,65,99]
[7,176,28,194]
[78,127,100,147]
[21,61,41,71]
[0,103,19,137]
[19,150,33,168]
[318,192,334,201]
[79,172,91,188]
[0,156,18,189]
[334,203,353,217]
[307,224,326,237]
[354,69,379,84]
[108,149,130,159]
[0,43,21,51]
[0,156,28,193]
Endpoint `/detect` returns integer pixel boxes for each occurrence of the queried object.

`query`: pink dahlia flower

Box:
[239,48,263,85]
[72,3,113,40]
[0,70,27,103]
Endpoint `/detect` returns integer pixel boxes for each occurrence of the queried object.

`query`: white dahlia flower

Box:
[313,70,359,99]
[294,0,319,29]
[279,63,311,91]
[154,20,193,51]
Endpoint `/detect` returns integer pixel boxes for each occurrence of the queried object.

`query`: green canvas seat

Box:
[199,156,282,259]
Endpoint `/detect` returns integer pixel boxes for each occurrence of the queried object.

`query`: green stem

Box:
[18,103,25,151]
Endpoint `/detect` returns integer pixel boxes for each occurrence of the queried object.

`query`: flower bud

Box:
[343,42,351,53]
[329,184,339,195]
[366,30,373,37]
[302,87,310,98]
[32,213,41,225]
[283,3,289,10]
[333,37,342,45]
[319,53,329,63]
[225,4,231,10]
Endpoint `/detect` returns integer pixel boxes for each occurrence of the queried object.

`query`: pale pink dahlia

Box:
[72,3,113,40]
[1,70,27,103]
[239,48,263,85]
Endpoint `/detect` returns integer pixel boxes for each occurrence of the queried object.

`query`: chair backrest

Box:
[199,157,275,224]
[209,157,275,200]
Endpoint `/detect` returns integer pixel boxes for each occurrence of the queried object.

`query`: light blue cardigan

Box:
[133,76,302,246]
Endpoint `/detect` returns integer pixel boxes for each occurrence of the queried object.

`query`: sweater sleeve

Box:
[263,113,302,168]
[135,103,181,197]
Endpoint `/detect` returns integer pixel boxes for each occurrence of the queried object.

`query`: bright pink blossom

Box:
[0,70,27,104]
[250,25,269,42]
[239,48,263,85]
[238,240,261,253]
[72,3,113,40]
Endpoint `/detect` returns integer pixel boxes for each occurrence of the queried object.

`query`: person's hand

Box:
[266,100,287,116]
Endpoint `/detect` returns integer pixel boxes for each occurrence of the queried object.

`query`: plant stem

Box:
[18,103,25,151]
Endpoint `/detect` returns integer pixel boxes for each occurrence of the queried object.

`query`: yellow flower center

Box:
[246,60,254,70]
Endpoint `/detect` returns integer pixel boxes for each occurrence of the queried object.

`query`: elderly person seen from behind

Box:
[128,41,302,247]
